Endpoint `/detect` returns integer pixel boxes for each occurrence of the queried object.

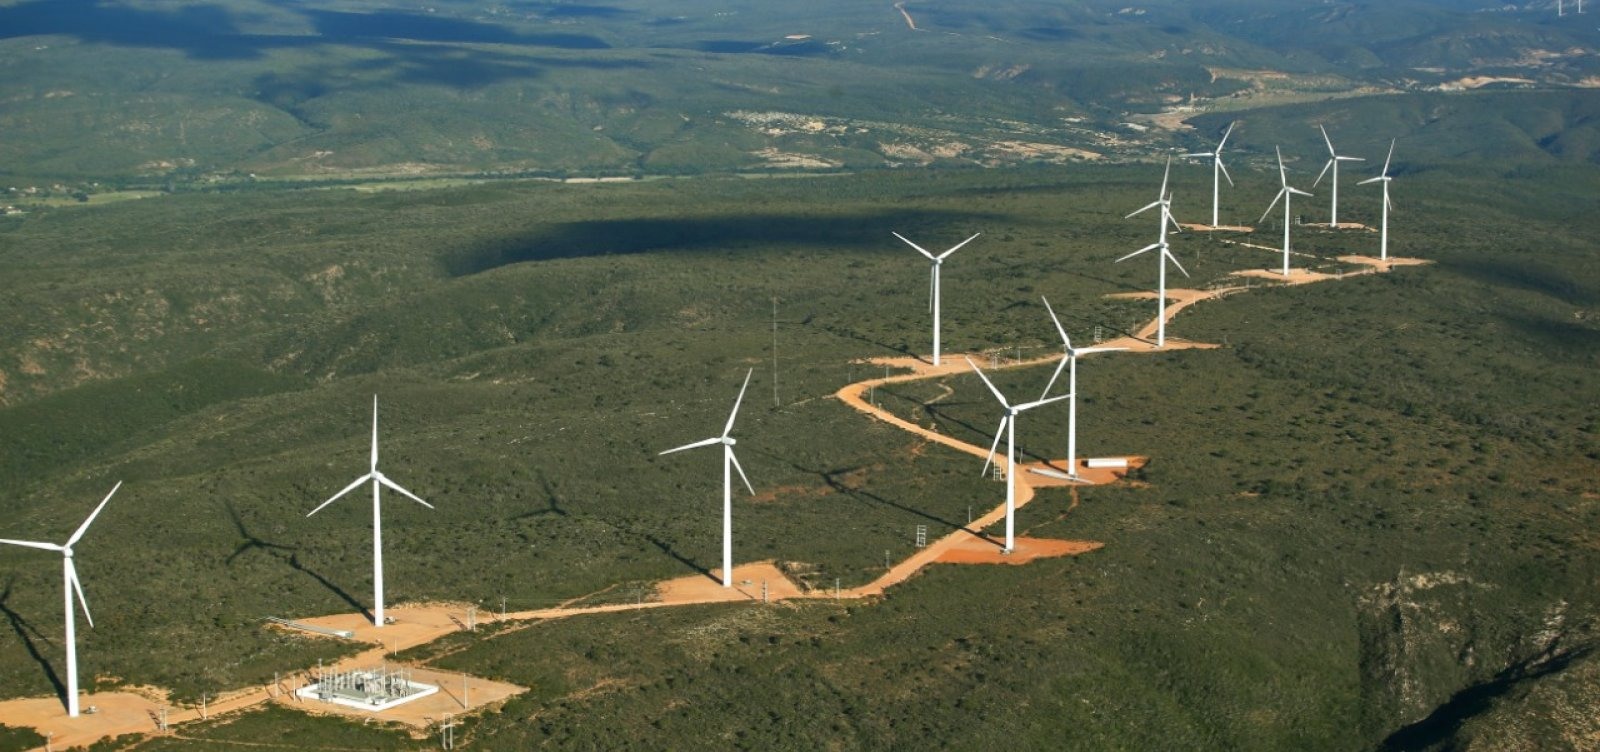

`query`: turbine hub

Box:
[372,470,386,481]
[723,437,737,446]
[62,547,73,558]
[933,258,943,266]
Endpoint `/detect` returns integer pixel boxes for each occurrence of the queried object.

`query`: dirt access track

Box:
[0,244,1429,750]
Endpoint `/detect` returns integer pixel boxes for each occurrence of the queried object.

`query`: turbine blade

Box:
[1338,156,1365,162]
[1166,205,1183,235]
[378,475,434,509]
[1259,189,1285,224]
[1357,176,1384,185]
[1218,121,1235,151]
[1039,356,1070,401]
[963,357,1010,409]
[1116,243,1161,264]
[1289,187,1314,198]
[1182,152,1212,158]
[892,232,937,260]
[1382,138,1395,176]
[660,436,722,456]
[371,395,379,473]
[1312,158,1333,189]
[1164,247,1191,279]
[1075,346,1130,355]
[937,232,981,259]
[1275,146,1288,187]
[1125,200,1161,219]
[307,473,373,517]
[1159,156,1172,199]
[0,539,64,553]
[1320,124,1336,157]
[67,481,122,547]
[1015,392,1072,412]
[1217,157,1234,187]
[1040,295,1071,348]
[722,368,754,438]
[728,449,755,496]
[67,560,92,629]
[981,416,1007,476]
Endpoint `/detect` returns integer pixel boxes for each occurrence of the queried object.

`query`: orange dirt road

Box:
[935,536,1102,564]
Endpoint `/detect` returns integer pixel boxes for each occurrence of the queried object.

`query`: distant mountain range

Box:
[0,0,1595,185]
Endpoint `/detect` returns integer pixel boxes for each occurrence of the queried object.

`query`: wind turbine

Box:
[893,232,980,367]
[1359,139,1397,261]
[1185,121,1236,228]
[0,482,121,717]
[1037,297,1126,480]
[1311,125,1363,227]
[1260,147,1314,277]
[660,369,755,587]
[306,396,433,628]
[1127,156,1184,245]
[1114,238,1189,348]
[966,357,1070,554]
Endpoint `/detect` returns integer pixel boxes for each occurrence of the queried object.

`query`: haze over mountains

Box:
[1,0,1596,183]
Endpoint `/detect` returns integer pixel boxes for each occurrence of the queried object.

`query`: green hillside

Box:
[2,1,1599,749]
[0,156,1596,748]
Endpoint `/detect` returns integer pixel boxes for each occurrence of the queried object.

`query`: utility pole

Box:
[772,297,780,407]
[441,715,458,750]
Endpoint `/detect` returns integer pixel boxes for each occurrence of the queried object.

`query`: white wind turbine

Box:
[893,232,981,366]
[660,369,755,587]
[1123,157,1188,347]
[1127,156,1184,245]
[1185,121,1236,228]
[1359,140,1397,260]
[1260,147,1314,277]
[306,396,433,628]
[1312,125,1364,227]
[1037,297,1126,481]
[966,357,1070,554]
[1114,238,1190,349]
[0,482,121,717]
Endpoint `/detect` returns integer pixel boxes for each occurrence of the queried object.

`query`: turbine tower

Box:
[1359,139,1397,261]
[0,482,121,717]
[1114,238,1190,348]
[894,232,980,367]
[1184,121,1236,228]
[1260,147,1314,277]
[966,357,1069,554]
[1038,297,1126,480]
[660,369,755,587]
[1311,125,1363,227]
[307,396,433,628]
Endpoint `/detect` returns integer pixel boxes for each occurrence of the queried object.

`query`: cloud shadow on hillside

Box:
[0,0,614,69]
[448,209,1004,276]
